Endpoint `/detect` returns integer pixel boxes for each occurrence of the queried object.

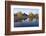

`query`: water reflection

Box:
[14,17,39,27]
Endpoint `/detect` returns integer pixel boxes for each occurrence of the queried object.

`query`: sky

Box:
[13,8,39,15]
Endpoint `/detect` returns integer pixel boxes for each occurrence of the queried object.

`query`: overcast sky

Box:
[13,8,39,15]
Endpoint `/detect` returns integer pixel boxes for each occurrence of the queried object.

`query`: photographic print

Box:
[5,1,45,35]
[14,8,39,27]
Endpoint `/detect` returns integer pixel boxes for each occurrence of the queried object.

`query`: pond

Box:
[14,18,39,27]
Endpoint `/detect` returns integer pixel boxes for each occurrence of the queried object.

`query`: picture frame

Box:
[5,1,45,35]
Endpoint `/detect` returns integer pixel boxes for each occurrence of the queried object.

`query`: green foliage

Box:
[18,11,23,20]
[29,12,33,17]
[29,12,33,20]
[18,11,23,16]
[19,11,22,14]
[29,12,33,16]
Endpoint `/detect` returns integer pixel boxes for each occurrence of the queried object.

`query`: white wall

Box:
[0,0,46,36]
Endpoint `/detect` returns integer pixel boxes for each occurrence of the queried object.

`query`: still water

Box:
[14,18,39,27]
